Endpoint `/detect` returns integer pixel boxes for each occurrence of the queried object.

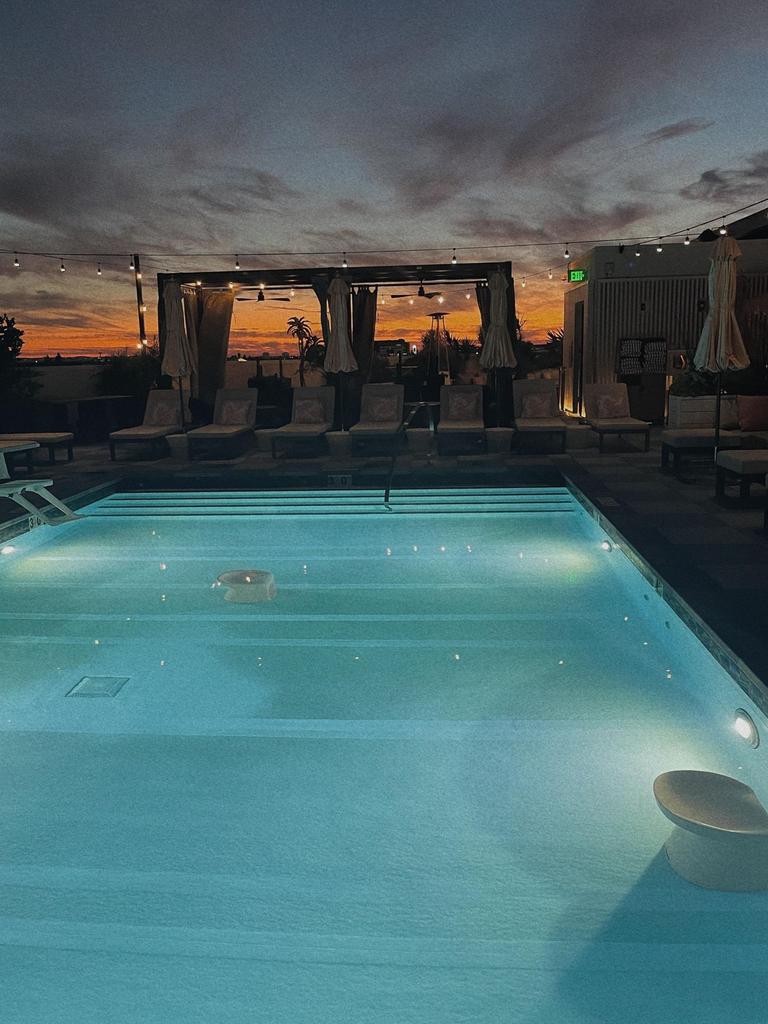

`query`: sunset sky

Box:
[2,0,768,355]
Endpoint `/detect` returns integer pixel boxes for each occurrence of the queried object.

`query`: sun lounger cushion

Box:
[218,399,256,426]
[595,392,630,419]
[515,417,566,432]
[187,424,251,439]
[520,392,557,418]
[717,449,768,475]
[145,402,180,427]
[589,416,649,431]
[0,432,73,444]
[367,396,400,422]
[110,425,175,440]
[737,396,768,431]
[445,390,481,421]
[293,397,326,424]
[438,419,485,432]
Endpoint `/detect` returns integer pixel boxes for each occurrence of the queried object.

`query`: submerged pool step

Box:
[86,488,578,517]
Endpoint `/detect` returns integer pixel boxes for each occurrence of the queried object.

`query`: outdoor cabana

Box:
[156,261,518,419]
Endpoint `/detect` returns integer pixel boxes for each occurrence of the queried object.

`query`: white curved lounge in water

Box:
[654,770,768,891]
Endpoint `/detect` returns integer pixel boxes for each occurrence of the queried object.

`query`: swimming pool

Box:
[1,487,766,1023]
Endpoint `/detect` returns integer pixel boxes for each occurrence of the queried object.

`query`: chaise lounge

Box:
[349,384,404,455]
[270,386,335,459]
[186,389,258,459]
[109,390,182,461]
[584,383,651,452]
[512,380,567,452]
[436,385,486,454]
[0,432,75,465]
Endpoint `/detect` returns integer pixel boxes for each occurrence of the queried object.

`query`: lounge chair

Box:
[436,385,486,454]
[512,380,567,452]
[0,432,74,465]
[584,383,651,452]
[715,448,768,500]
[109,390,182,461]
[186,389,258,459]
[349,384,405,455]
[660,428,744,473]
[271,386,335,459]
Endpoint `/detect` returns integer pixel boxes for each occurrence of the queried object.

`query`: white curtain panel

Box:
[325,277,358,374]
[161,281,198,380]
[479,270,517,369]
[694,236,750,373]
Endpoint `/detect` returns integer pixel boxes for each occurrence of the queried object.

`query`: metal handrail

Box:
[384,404,422,507]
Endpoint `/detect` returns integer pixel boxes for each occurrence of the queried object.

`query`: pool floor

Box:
[1,489,767,1023]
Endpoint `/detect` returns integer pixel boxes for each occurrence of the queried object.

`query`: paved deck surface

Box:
[2,429,767,690]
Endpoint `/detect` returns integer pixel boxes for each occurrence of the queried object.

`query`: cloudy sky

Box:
[1,0,768,354]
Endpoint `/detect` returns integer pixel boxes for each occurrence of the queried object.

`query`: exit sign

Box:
[568,268,587,282]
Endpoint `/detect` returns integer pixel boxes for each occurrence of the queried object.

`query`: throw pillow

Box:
[737,395,768,431]
[520,392,555,418]
[293,397,326,424]
[218,400,254,426]
[366,396,398,422]
[447,392,480,420]
[146,401,179,427]
[595,393,629,419]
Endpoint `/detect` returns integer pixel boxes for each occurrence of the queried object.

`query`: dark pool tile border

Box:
[564,474,768,717]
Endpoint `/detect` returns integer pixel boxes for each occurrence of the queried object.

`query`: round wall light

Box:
[734,709,759,748]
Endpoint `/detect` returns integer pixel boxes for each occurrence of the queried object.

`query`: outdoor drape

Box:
[326,277,358,373]
[475,282,491,338]
[311,275,332,347]
[161,281,197,424]
[479,270,517,369]
[352,286,378,380]
[195,289,235,406]
[694,236,750,373]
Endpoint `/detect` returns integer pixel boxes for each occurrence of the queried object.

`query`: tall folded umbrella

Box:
[326,277,358,429]
[693,236,749,454]
[161,281,197,429]
[479,269,517,425]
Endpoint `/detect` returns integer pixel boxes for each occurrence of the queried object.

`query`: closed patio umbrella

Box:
[161,281,197,429]
[479,269,517,425]
[693,236,749,454]
[326,277,358,428]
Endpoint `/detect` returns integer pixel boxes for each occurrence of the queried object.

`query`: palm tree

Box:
[286,316,314,386]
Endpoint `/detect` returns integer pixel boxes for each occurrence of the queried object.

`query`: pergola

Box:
[155,260,517,407]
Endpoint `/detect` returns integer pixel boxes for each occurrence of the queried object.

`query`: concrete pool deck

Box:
[2,429,767,695]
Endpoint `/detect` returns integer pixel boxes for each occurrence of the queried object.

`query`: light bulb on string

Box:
[634,245,641,257]
[465,291,471,300]
[656,239,663,253]
[719,221,727,235]
[289,288,295,297]
[97,263,102,276]
[563,244,570,259]
[235,255,240,270]
[13,253,20,268]
[129,257,135,270]
[521,276,526,288]
[451,248,457,265]
[548,268,553,280]
[684,234,691,246]
[341,252,348,268]
[59,259,65,272]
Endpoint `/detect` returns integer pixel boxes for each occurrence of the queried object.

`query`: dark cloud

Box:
[642,119,715,145]
[453,201,651,246]
[679,150,768,203]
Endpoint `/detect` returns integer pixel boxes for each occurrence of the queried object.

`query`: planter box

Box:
[667,395,738,429]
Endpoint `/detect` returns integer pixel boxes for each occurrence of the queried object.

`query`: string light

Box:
[341,252,348,268]
[13,253,19,268]
[96,263,102,276]
[289,287,295,297]
[129,257,135,270]
[465,291,472,299]
[563,244,570,259]
[719,220,727,235]
[684,234,691,245]
[521,276,526,287]
[234,255,240,270]
[635,245,641,257]
[548,268,553,280]
[451,248,457,264]
[59,259,65,272]
[656,239,663,253]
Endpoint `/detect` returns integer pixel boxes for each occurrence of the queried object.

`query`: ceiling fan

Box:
[236,295,291,302]
[390,282,442,300]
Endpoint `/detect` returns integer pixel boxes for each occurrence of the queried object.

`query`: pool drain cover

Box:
[67,676,129,697]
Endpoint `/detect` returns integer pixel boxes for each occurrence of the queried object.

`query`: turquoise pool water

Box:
[1,487,767,1023]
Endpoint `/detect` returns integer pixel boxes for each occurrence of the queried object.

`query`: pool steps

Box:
[85,487,578,517]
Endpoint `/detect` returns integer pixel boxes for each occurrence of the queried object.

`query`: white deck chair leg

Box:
[0,482,82,525]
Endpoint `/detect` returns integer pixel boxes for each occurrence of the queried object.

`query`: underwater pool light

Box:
[1,545,16,555]
[601,540,613,551]
[734,710,759,748]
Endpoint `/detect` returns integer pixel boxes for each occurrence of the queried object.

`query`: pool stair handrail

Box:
[384,403,422,507]
[0,479,82,526]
